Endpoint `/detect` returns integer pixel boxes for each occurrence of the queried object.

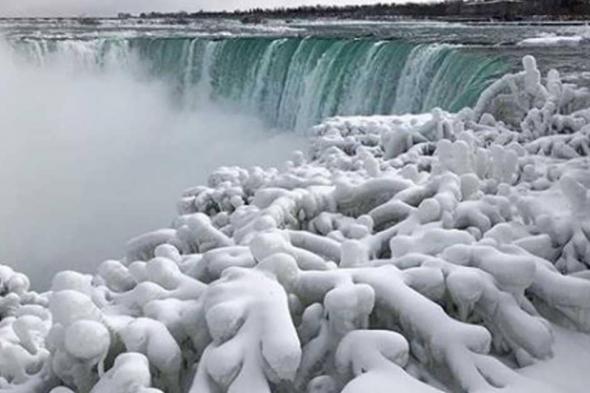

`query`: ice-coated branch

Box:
[2,55,590,393]
[335,330,442,393]
[189,258,301,393]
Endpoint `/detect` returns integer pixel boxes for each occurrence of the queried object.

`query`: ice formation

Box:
[1,55,590,392]
[517,34,588,47]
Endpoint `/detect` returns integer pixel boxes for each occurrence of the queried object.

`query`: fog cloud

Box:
[0,43,303,289]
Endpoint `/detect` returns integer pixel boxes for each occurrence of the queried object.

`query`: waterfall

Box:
[9,36,509,130]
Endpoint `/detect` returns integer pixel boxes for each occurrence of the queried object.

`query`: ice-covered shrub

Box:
[1,56,590,393]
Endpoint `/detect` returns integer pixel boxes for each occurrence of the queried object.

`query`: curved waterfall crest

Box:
[10,36,509,130]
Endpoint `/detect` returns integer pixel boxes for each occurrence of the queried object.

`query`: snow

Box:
[1,55,590,392]
[517,34,586,47]
[520,324,590,393]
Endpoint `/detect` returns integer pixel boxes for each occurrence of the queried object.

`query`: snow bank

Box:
[1,55,590,392]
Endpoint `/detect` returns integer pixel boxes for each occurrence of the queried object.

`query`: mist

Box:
[0,42,303,290]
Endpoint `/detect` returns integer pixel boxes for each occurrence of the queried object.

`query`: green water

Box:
[13,36,510,130]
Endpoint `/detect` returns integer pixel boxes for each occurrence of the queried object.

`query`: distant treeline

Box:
[130,0,590,22]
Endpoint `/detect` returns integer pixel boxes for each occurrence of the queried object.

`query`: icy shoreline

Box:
[1,55,590,393]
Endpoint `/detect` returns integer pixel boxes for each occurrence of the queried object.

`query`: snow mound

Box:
[1,55,590,392]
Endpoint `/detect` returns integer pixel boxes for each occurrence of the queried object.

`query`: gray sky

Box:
[0,0,433,17]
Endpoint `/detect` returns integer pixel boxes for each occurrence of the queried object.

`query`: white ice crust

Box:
[517,34,587,47]
[1,56,590,392]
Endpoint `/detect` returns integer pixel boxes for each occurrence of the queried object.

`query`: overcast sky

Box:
[0,0,433,17]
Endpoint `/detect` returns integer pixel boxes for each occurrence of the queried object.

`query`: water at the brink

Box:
[10,36,508,131]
